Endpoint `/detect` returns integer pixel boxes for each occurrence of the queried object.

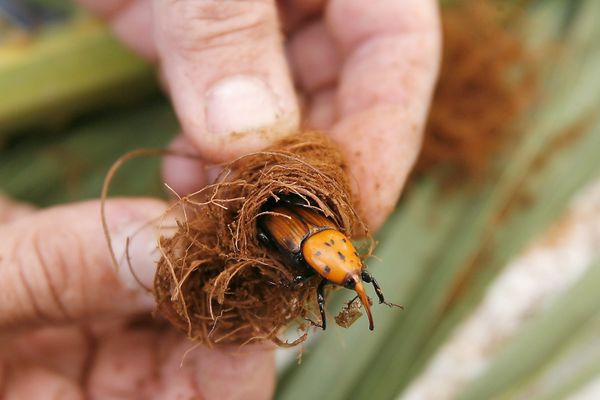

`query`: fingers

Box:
[110,0,156,60]
[0,199,168,330]
[161,134,209,195]
[153,0,300,163]
[88,329,275,400]
[288,21,341,93]
[331,106,426,229]
[80,0,300,163]
[279,0,326,33]
[77,0,157,60]
[326,0,441,229]
[88,330,161,399]
[156,334,275,400]
[326,0,439,52]
[3,364,83,400]
[7,326,89,382]
[0,195,35,224]
[307,89,337,129]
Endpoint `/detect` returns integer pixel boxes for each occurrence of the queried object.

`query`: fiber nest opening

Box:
[154,131,370,347]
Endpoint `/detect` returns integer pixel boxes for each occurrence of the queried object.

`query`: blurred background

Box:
[1,0,600,399]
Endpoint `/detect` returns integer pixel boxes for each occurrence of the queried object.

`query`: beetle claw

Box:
[383,301,404,309]
[303,317,325,330]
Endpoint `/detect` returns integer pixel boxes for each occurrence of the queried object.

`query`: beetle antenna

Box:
[354,281,374,330]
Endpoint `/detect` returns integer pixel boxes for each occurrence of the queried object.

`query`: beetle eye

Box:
[345,277,356,289]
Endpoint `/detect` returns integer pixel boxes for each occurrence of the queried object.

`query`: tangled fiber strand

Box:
[154,131,369,346]
[414,2,535,181]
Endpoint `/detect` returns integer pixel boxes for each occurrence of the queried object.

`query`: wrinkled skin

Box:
[0,1,440,398]
[0,199,274,399]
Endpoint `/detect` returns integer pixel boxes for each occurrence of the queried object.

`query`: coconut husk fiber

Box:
[414,2,535,182]
[154,131,370,347]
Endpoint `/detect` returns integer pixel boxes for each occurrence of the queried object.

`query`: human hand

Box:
[79,0,441,230]
[0,196,274,399]
[1,1,440,397]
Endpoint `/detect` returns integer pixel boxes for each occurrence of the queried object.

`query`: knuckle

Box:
[164,0,278,53]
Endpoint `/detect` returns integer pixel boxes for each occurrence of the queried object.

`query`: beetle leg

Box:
[277,274,305,289]
[290,274,311,287]
[348,294,359,305]
[360,270,385,303]
[317,279,328,330]
[361,270,404,309]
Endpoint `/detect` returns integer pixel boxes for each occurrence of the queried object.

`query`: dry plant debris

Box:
[153,132,371,346]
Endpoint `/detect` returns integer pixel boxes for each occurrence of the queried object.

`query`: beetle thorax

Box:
[302,230,363,285]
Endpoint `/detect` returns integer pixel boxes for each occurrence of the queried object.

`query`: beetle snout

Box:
[354,280,374,330]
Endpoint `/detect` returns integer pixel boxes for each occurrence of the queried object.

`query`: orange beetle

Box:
[258,199,393,330]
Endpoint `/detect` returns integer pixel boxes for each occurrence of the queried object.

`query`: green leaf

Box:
[0,15,157,139]
[458,258,600,400]
[510,313,600,400]
[0,98,176,206]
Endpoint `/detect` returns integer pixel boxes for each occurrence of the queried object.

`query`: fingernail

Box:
[110,211,177,307]
[205,75,282,135]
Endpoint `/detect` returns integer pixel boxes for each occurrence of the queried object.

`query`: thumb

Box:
[0,199,168,330]
[154,0,300,162]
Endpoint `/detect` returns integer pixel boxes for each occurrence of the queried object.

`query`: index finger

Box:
[326,0,441,229]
